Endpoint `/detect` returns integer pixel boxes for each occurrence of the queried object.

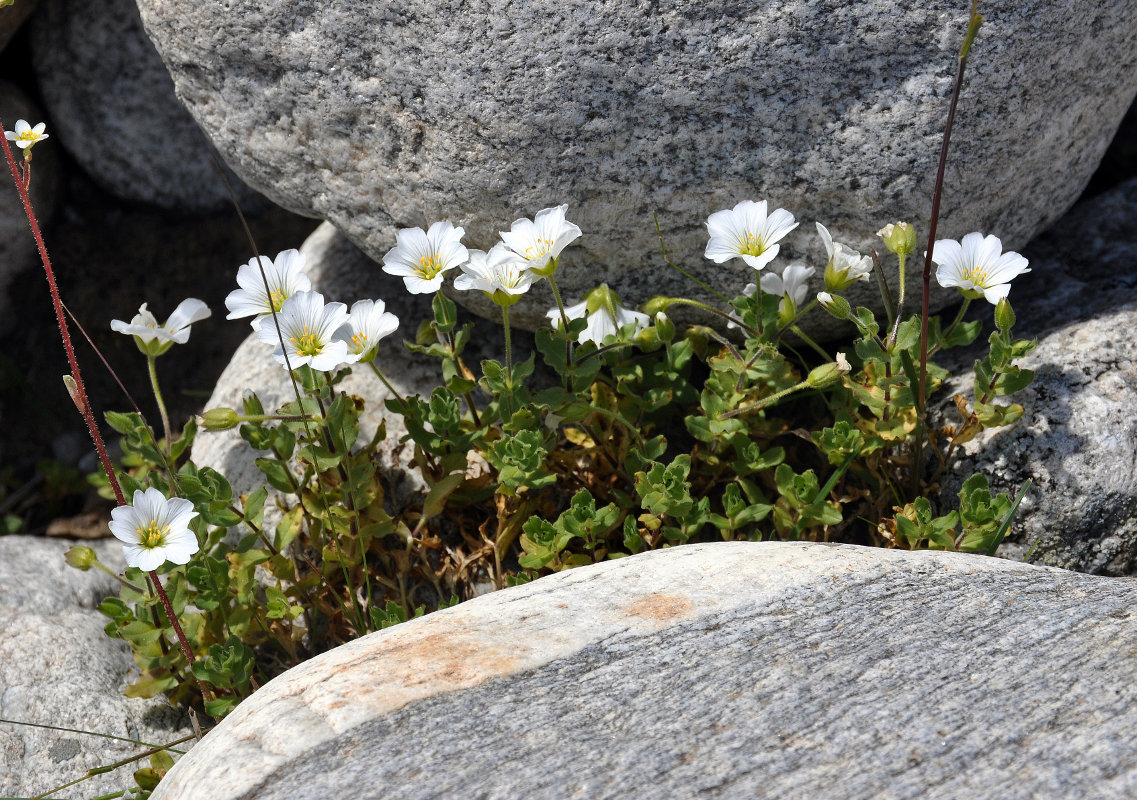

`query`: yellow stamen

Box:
[289,325,323,356]
[351,332,368,350]
[737,231,765,257]
[524,237,554,259]
[962,266,989,286]
[417,253,444,279]
[136,519,169,548]
[269,289,286,312]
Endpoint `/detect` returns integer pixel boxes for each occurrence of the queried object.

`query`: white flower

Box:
[382,221,469,294]
[256,290,358,371]
[931,232,1030,305]
[500,204,582,276]
[760,264,815,312]
[335,299,399,362]
[547,285,649,345]
[704,200,798,271]
[225,249,312,327]
[108,487,199,571]
[836,352,851,372]
[111,299,211,355]
[816,222,873,291]
[453,244,538,306]
[4,119,48,150]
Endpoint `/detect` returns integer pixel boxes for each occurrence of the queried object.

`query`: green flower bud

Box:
[877,222,917,258]
[807,353,852,389]
[65,545,97,571]
[634,325,663,352]
[816,291,852,320]
[641,296,673,316]
[654,312,676,343]
[198,407,240,431]
[995,298,1015,332]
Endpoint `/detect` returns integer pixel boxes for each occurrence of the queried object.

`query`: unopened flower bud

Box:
[654,312,676,342]
[641,296,673,316]
[65,545,97,571]
[634,325,662,352]
[807,353,852,389]
[198,407,240,431]
[816,291,851,320]
[877,222,917,258]
[994,297,1015,332]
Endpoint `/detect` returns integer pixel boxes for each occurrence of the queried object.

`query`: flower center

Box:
[350,331,368,351]
[137,519,167,548]
[737,232,765,257]
[524,237,554,259]
[269,289,286,312]
[16,131,38,143]
[290,326,323,356]
[417,253,444,280]
[962,266,989,286]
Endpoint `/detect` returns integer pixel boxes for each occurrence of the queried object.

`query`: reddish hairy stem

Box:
[0,124,125,507]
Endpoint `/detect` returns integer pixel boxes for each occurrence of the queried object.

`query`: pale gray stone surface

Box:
[30,0,262,211]
[153,541,1137,800]
[0,536,191,799]
[937,177,1137,574]
[135,0,1137,331]
[0,80,61,337]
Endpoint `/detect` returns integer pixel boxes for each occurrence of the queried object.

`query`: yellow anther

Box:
[269,289,286,312]
[737,231,765,257]
[417,253,444,279]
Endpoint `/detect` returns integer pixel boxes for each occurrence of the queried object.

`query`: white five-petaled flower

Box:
[816,222,873,291]
[225,249,312,327]
[111,299,211,356]
[256,290,358,371]
[334,299,399,362]
[4,119,49,150]
[760,263,816,315]
[453,244,538,306]
[382,221,469,294]
[500,204,582,277]
[109,487,199,571]
[547,285,650,345]
[705,200,799,271]
[930,232,1030,305]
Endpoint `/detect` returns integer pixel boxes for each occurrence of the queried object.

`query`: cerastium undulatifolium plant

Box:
[5,1,1034,794]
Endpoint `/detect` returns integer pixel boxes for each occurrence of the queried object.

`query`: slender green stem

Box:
[502,305,513,382]
[0,718,187,753]
[368,360,406,403]
[94,561,144,593]
[790,326,831,361]
[547,273,570,330]
[147,354,173,456]
[928,297,972,357]
[653,211,731,304]
[663,297,758,337]
[721,378,810,419]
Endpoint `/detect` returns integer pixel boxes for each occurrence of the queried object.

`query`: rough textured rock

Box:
[0,535,191,799]
[192,222,517,498]
[135,0,1137,330]
[937,177,1137,575]
[153,541,1137,800]
[0,80,61,337]
[30,0,262,212]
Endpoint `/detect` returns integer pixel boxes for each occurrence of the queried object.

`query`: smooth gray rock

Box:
[0,81,61,337]
[30,0,262,212]
[937,177,1137,575]
[135,0,1137,331]
[0,536,191,799]
[152,541,1137,800]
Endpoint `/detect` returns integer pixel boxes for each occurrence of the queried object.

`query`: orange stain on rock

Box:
[624,592,694,623]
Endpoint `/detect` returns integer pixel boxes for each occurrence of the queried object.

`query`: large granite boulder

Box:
[0,535,191,799]
[30,0,262,212]
[938,177,1137,574]
[152,541,1137,800]
[135,0,1137,330]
